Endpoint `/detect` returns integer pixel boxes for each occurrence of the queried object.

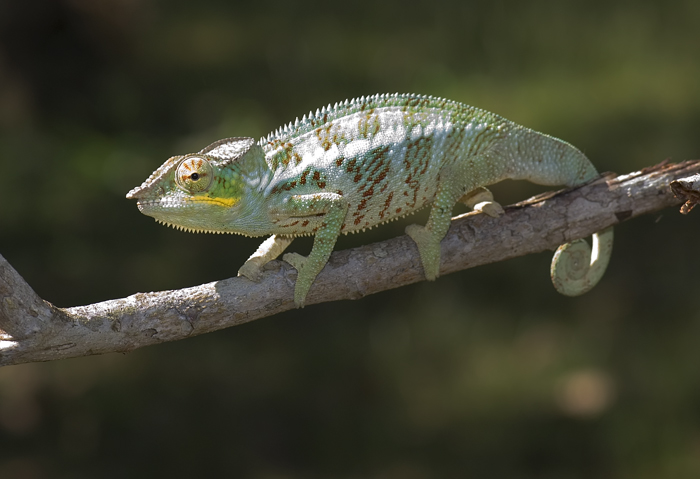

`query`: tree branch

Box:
[1,160,699,367]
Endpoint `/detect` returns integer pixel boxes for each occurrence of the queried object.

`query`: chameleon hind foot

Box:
[460,187,504,218]
[405,224,442,280]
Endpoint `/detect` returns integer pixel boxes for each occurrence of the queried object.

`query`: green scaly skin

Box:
[127,93,613,307]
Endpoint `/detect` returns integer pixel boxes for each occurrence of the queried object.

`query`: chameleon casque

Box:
[127,93,613,307]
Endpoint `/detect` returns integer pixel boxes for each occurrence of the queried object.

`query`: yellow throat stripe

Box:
[193,196,239,207]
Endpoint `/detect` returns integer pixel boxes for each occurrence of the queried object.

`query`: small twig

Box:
[1,160,699,367]
[671,173,700,214]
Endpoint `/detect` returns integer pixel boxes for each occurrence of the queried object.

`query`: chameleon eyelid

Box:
[175,156,213,192]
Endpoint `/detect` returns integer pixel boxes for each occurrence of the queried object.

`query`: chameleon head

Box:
[126,137,259,233]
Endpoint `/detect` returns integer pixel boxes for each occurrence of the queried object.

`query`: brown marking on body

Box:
[408,184,420,208]
[317,181,326,189]
[357,110,379,138]
[353,173,363,183]
[280,143,295,166]
[312,171,321,181]
[315,124,334,152]
[336,156,345,167]
[370,113,381,137]
[270,180,298,195]
[331,130,347,147]
[299,168,310,185]
[402,136,434,209]
[357,198,368,211]
[395,207,402,214]
[358,115,369,138]
[378,192,394,219]
[292,152,302,165]
[353,215,365,225]
[355,146,391,196]
[301,220,310,227]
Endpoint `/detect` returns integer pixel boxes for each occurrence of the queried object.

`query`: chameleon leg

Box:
[238,234,294,281]
[279,193,348,307]
[459,186,504,218]
[406,167,468,280]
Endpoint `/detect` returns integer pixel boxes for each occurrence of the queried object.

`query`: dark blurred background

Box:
[1,0,699,477]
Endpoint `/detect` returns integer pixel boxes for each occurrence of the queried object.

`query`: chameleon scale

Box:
[127,93,613,307]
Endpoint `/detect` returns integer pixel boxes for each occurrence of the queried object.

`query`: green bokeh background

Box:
[1,0,700,477]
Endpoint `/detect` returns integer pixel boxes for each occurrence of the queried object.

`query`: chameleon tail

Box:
[550,226,613,296]
[503,127,614,296]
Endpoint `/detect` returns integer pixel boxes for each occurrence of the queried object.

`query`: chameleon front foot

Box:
[405,224,442,280]
[283,252,312,308]
[238,261,264,282]
[238,234,294,282]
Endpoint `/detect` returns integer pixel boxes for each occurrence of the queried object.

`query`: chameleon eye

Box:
[176,156,213,193]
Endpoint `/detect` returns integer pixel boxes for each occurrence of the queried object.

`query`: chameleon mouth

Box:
[136,196,239,209]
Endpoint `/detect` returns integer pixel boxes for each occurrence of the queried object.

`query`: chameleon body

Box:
[127,93,613,307]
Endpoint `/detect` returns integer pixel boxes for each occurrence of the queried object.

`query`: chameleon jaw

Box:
[153,218,230,234]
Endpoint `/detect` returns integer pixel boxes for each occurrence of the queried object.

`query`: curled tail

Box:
[550,227,613,296]
[502,126,614,296]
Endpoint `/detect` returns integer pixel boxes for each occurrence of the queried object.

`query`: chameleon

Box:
[126,93,613,307]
